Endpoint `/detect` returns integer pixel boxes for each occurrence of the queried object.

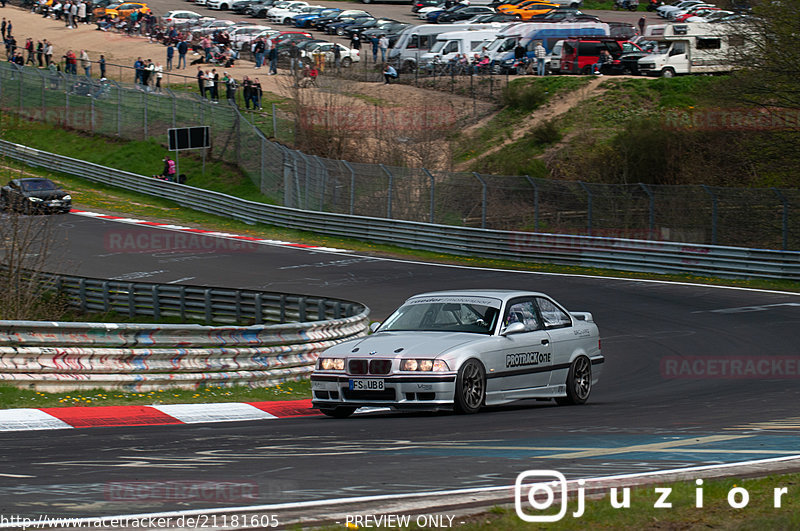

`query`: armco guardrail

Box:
[0,272,368,392]
[2,140,799,280]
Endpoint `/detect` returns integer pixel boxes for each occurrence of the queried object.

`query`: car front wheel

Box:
[320,407,356,418]
[454,359,485,414]
[556,356,592,405]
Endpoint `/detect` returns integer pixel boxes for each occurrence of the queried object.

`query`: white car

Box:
[229,25,273,47]
[161,10,214,27]
[302,42,360,67]
[234,28,279,50]
[417,5,445,19]
[311,290,603,418]
[657,0,704,18]
[206,0,234,10]
[667,2,714,19]
[190,19,238,37]
[266,1,309,24]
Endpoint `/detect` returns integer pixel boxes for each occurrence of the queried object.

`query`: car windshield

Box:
[21,179,57,191]
[379,296,501,335]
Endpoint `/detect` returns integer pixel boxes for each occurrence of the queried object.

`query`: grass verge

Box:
[0,380,312,409]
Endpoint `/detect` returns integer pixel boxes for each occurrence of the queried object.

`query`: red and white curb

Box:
[71,210,348,253]
[0,400,322,432]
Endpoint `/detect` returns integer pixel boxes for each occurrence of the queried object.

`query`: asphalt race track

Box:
[2,212,800,521]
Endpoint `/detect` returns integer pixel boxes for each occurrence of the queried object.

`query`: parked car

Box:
[311,289,603,417]
[466,12,521,22]
[293,7,340,27]
[1,178,71,214]
[311,9,370,31]
[231,0,258,13]
[656,0,705,18]
[105,2,150,18]
[303,42,360,67]
[161,10,214,27]
[245,0,279,17]
[559,37,642,74]
[412,0,441,12]
[326,15,374,35]
[438,6,496,22]
[343,17,397,39]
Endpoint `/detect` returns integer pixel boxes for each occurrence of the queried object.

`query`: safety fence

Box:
[2,139,799,281]
[0,61,798,251]
[0,273,368,391]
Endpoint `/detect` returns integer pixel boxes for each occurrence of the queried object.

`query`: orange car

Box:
[105,2,151,19]
[500,0,558,16]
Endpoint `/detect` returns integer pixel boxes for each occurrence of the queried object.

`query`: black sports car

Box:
[1,178,72,214]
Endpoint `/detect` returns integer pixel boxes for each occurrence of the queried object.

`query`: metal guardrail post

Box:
[639,183,655,234]
[380,164,394,219]
[280,294,287,324]
[293,151,302,210]
[127,284,135,318]
[179,286,187,322]
[78,278,87,313]
[422,168,435,224]
[472,172,487,229]
[701,185,718,245]
[255,293,264,325]
[102,282,110,312]
[280,146,292,207]
[524,175,539,232]
[299,297,307,322]
[578,181,593,236]
[772,187,789,251]
[342,160,355,216]
[204,289,213,323]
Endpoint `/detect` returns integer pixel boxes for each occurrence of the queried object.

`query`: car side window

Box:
[535,297,572,329]
[503,300,541,332]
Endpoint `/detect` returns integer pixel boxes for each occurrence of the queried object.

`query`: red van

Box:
[559,37,642,74]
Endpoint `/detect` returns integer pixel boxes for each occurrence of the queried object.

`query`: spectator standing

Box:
[166,43,174,71]
[197,67,205,98]
[638,15,646,35]
[154,62,163,93]
[24,38,34,65]
[534,40,546,76]
[254,37,265,68]
[223,71,237,103]
[177,39,188,69]
[1,19,6,41]
[70,2,78,27]
[99,53,106,78]
[80,49,90,76]
[134,57,144,85]
[350,33,360,52]
[252,77,261,110]
[241,75,253,109]
[288,42,300,76]
[44,39,53,67]
[52,1,62,20]
[5,19,10,37]
[143,58,154,91]
[379,34,388,63]
[370,35,378,63]
[332,42,340,71]
[64,49,77,75]
[267,42,277,75]
[211,68,219,101]
[204,69,215,101]
[201,36,212,63]
[78,1,86,24]
[36,39,43,67]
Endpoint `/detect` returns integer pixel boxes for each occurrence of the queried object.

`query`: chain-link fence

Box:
[1,61,797,251]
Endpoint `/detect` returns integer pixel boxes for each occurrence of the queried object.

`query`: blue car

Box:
[294,7,339,28]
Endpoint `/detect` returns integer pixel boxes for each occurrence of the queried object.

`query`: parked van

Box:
[558,36,641,74]
[390,23,506,71]
[637,23,746,77]
[483,21,609,70]
[419,28,503,66]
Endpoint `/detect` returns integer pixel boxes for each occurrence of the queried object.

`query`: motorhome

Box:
[482,21,609,69]
[419,28,504,66]
[389,23,507,71]
[637,22,746,77]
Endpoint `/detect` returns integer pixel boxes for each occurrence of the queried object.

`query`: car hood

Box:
[24,190,67,200]
[323,331,487,359]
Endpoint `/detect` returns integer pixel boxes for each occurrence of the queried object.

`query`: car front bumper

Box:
[311,373,457,411]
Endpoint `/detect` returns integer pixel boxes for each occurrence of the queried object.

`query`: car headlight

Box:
[400,359,449,372]
[318,357,345,371]
[63,195,72,201]
[28,197,43,202]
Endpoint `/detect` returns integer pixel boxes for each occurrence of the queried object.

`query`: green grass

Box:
[0,380,312,408]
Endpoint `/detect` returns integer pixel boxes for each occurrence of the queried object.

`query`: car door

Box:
[533,296,579,386]
[485,298,553,394]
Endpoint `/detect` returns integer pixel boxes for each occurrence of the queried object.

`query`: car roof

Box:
[407,290,548,302]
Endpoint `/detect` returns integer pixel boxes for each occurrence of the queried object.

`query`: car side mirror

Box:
[369,322,381,333]
[501,322,526,336]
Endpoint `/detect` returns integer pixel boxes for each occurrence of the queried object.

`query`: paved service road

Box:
[1,212,798,518]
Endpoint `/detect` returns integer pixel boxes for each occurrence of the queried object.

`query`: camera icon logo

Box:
[514,470,568,522]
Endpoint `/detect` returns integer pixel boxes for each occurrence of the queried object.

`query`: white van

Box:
[637,22,748,77]
[419,29,503,66]
[389,23,507,71]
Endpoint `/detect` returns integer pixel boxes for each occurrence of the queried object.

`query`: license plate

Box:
[349,379,385,391]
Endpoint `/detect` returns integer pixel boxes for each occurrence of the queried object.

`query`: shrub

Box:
[501,80,547,112]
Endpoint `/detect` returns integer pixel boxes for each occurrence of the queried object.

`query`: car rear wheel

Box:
[341,57,353,67]
[320,407,356,418]
[454,359,485,414]
[555,356,592,405]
